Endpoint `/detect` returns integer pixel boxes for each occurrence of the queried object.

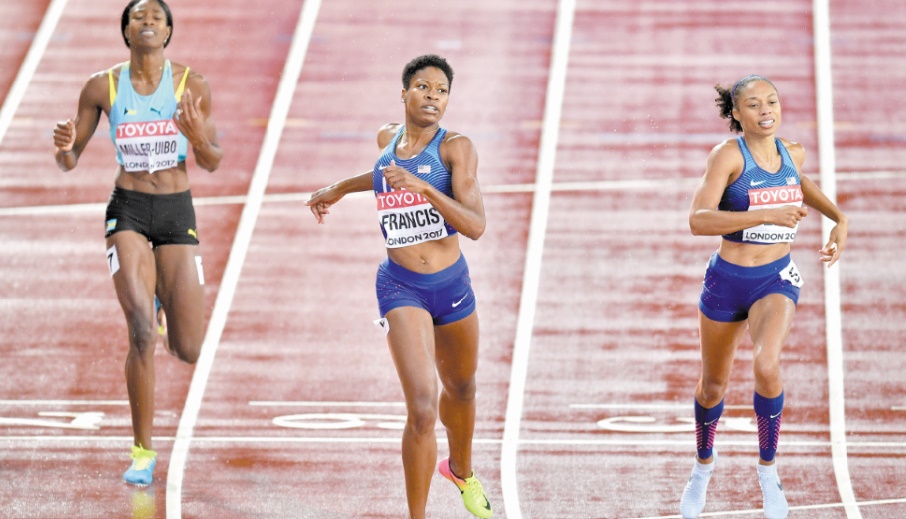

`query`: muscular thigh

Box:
[154,244,205,334]
[747,293,796,358]
[106,231,156,315]
[434,311,479,389]
[698,310,748,380]
[385,307,438,406]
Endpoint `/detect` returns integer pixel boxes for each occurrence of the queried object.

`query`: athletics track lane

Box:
[512,1,898,517]
[0,0,49,109]
[0,0,303,516]
[176,0,556,517]
[1,0,904,518]
[830,0,906,516]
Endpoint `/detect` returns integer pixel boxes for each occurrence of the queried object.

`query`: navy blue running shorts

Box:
[376,253,476,326]
[698,252,802,323]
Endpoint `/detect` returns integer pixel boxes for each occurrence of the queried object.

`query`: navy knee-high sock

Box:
[694,398,724,460]
[754,391,784,462]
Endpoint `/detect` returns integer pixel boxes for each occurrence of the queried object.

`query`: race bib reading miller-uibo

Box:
[115,120,180,173]
[376,190,447,248]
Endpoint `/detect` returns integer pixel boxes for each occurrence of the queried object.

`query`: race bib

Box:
[115,119,180,173]
[742,185,803,243]
[779,260,804,288]
[376,190,447,248]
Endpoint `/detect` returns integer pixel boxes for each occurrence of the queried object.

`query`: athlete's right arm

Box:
[304,123,398,224]
[305,171,372,224]
[53,72,106,171]
[688,140,807,236]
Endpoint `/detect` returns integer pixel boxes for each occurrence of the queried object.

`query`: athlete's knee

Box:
[698,376,729,407]
[406,397,438,435]
[169,337,202,364]
[442,376,476,402]
[125,311,157,355]
[752,350,782,386]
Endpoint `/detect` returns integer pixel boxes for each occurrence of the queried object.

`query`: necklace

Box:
[400,126,439,149]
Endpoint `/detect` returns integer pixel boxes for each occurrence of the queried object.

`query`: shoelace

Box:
[465,477,489,506]
[130,446,157,470]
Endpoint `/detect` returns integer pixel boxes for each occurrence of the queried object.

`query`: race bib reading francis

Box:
[376,190,447,248]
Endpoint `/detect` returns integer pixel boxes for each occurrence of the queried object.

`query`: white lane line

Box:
[0,0,69,147]
[628,497,906,519]
[569,404,751,410]
[500,0,576,517]
[164,0,323,517]
[2,435,906,449]
[813,1,861,518]
[1,170,900,217]
[248,401,405,407]
[0,400,128,406]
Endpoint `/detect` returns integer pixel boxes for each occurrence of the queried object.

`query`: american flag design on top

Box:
[719,137,803,244]
[372,127,459,248]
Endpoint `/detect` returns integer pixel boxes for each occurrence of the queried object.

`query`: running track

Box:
[0,1,903,518]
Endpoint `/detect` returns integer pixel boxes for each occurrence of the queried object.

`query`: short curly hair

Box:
[714,75,777,133]
[121,0,173,48]
[401,55,454,90]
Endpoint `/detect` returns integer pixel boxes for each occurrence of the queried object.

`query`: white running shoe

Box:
[679,449,717,519]
[757,463,789,519]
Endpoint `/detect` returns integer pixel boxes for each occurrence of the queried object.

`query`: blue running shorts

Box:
[698,252,802,323]
[376,253,476,325]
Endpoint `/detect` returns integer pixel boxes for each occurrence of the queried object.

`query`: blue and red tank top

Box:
[372,126,458,248]
[720,137,803,244]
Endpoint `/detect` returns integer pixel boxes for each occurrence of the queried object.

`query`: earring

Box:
[400,99,405,103]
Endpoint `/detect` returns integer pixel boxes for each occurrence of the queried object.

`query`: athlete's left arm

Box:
[786,138,848,266]
[174,71,222,172]
[435,133,486,240]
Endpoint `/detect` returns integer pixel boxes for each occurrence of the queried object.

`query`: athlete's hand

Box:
[819,219,847,268]
[767,205,808,228]
[383,160,427,193]
[53,118,76,152]
[174,89,207,149]
[305,185,343,224]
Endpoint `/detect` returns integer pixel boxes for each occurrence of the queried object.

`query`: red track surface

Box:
[0,0,903,518]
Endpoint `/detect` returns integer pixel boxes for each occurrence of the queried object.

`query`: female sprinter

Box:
[52,0,222,486]
[306,55,492,519]
[679,75,847,518]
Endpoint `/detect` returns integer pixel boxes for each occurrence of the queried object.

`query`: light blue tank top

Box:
[107,60,189,172]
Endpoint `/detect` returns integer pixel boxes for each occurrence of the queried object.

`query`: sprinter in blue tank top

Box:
[307,55,492,519]
[51,0,222,487]
[679,76,848,519]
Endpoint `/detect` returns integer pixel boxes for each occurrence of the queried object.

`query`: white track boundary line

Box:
[629,497,906,519]
[4,435,906,449]
[164,1,322,517]
[0,0,69,147]
[0,400,128,406]
[813,1,861,518]
[1,170,901,217]
[500,0,576,517]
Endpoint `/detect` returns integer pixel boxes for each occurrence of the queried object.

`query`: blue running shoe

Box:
[123,445,157,486]
[153,295,164,335]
